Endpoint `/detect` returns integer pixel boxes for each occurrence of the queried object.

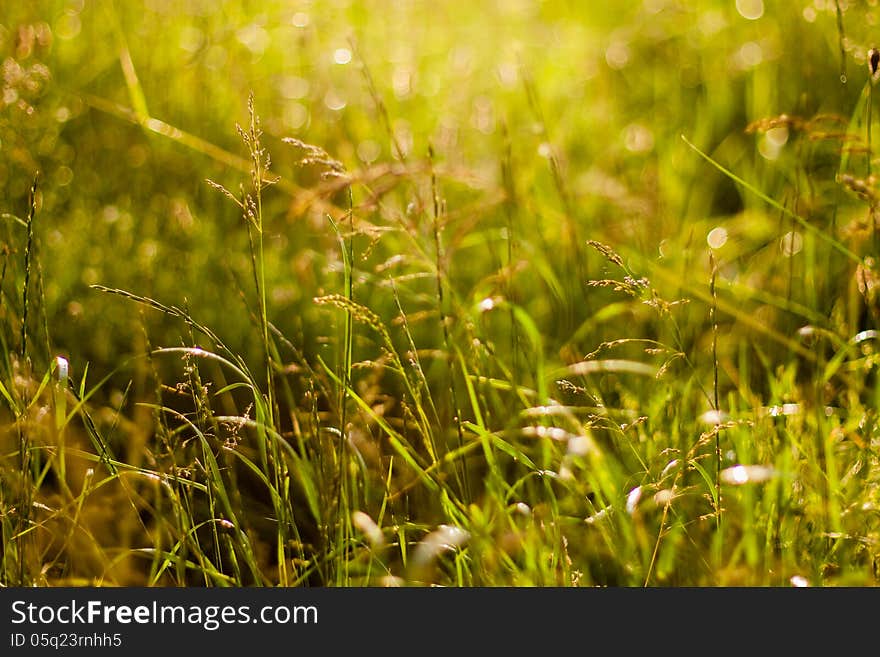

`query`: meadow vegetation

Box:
[2,0,880,586]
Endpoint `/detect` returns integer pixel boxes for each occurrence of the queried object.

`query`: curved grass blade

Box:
[682,135,861,263]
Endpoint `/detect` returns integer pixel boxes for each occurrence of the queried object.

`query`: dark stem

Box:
[20,174,38,363]
[709,251,722,530]
[835,0,847,84]
[429,145,469,501]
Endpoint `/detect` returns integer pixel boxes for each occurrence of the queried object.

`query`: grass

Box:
[2,0,880,587]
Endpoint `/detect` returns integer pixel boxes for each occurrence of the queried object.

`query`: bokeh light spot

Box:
[707,226,728,249]
[736,0,764,20]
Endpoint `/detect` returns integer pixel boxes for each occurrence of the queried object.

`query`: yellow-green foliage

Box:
[2,1,880,587]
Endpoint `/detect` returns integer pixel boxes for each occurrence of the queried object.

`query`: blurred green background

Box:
[2,0,872,382]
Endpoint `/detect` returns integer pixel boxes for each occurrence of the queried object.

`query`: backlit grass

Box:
[2,0,880,586]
